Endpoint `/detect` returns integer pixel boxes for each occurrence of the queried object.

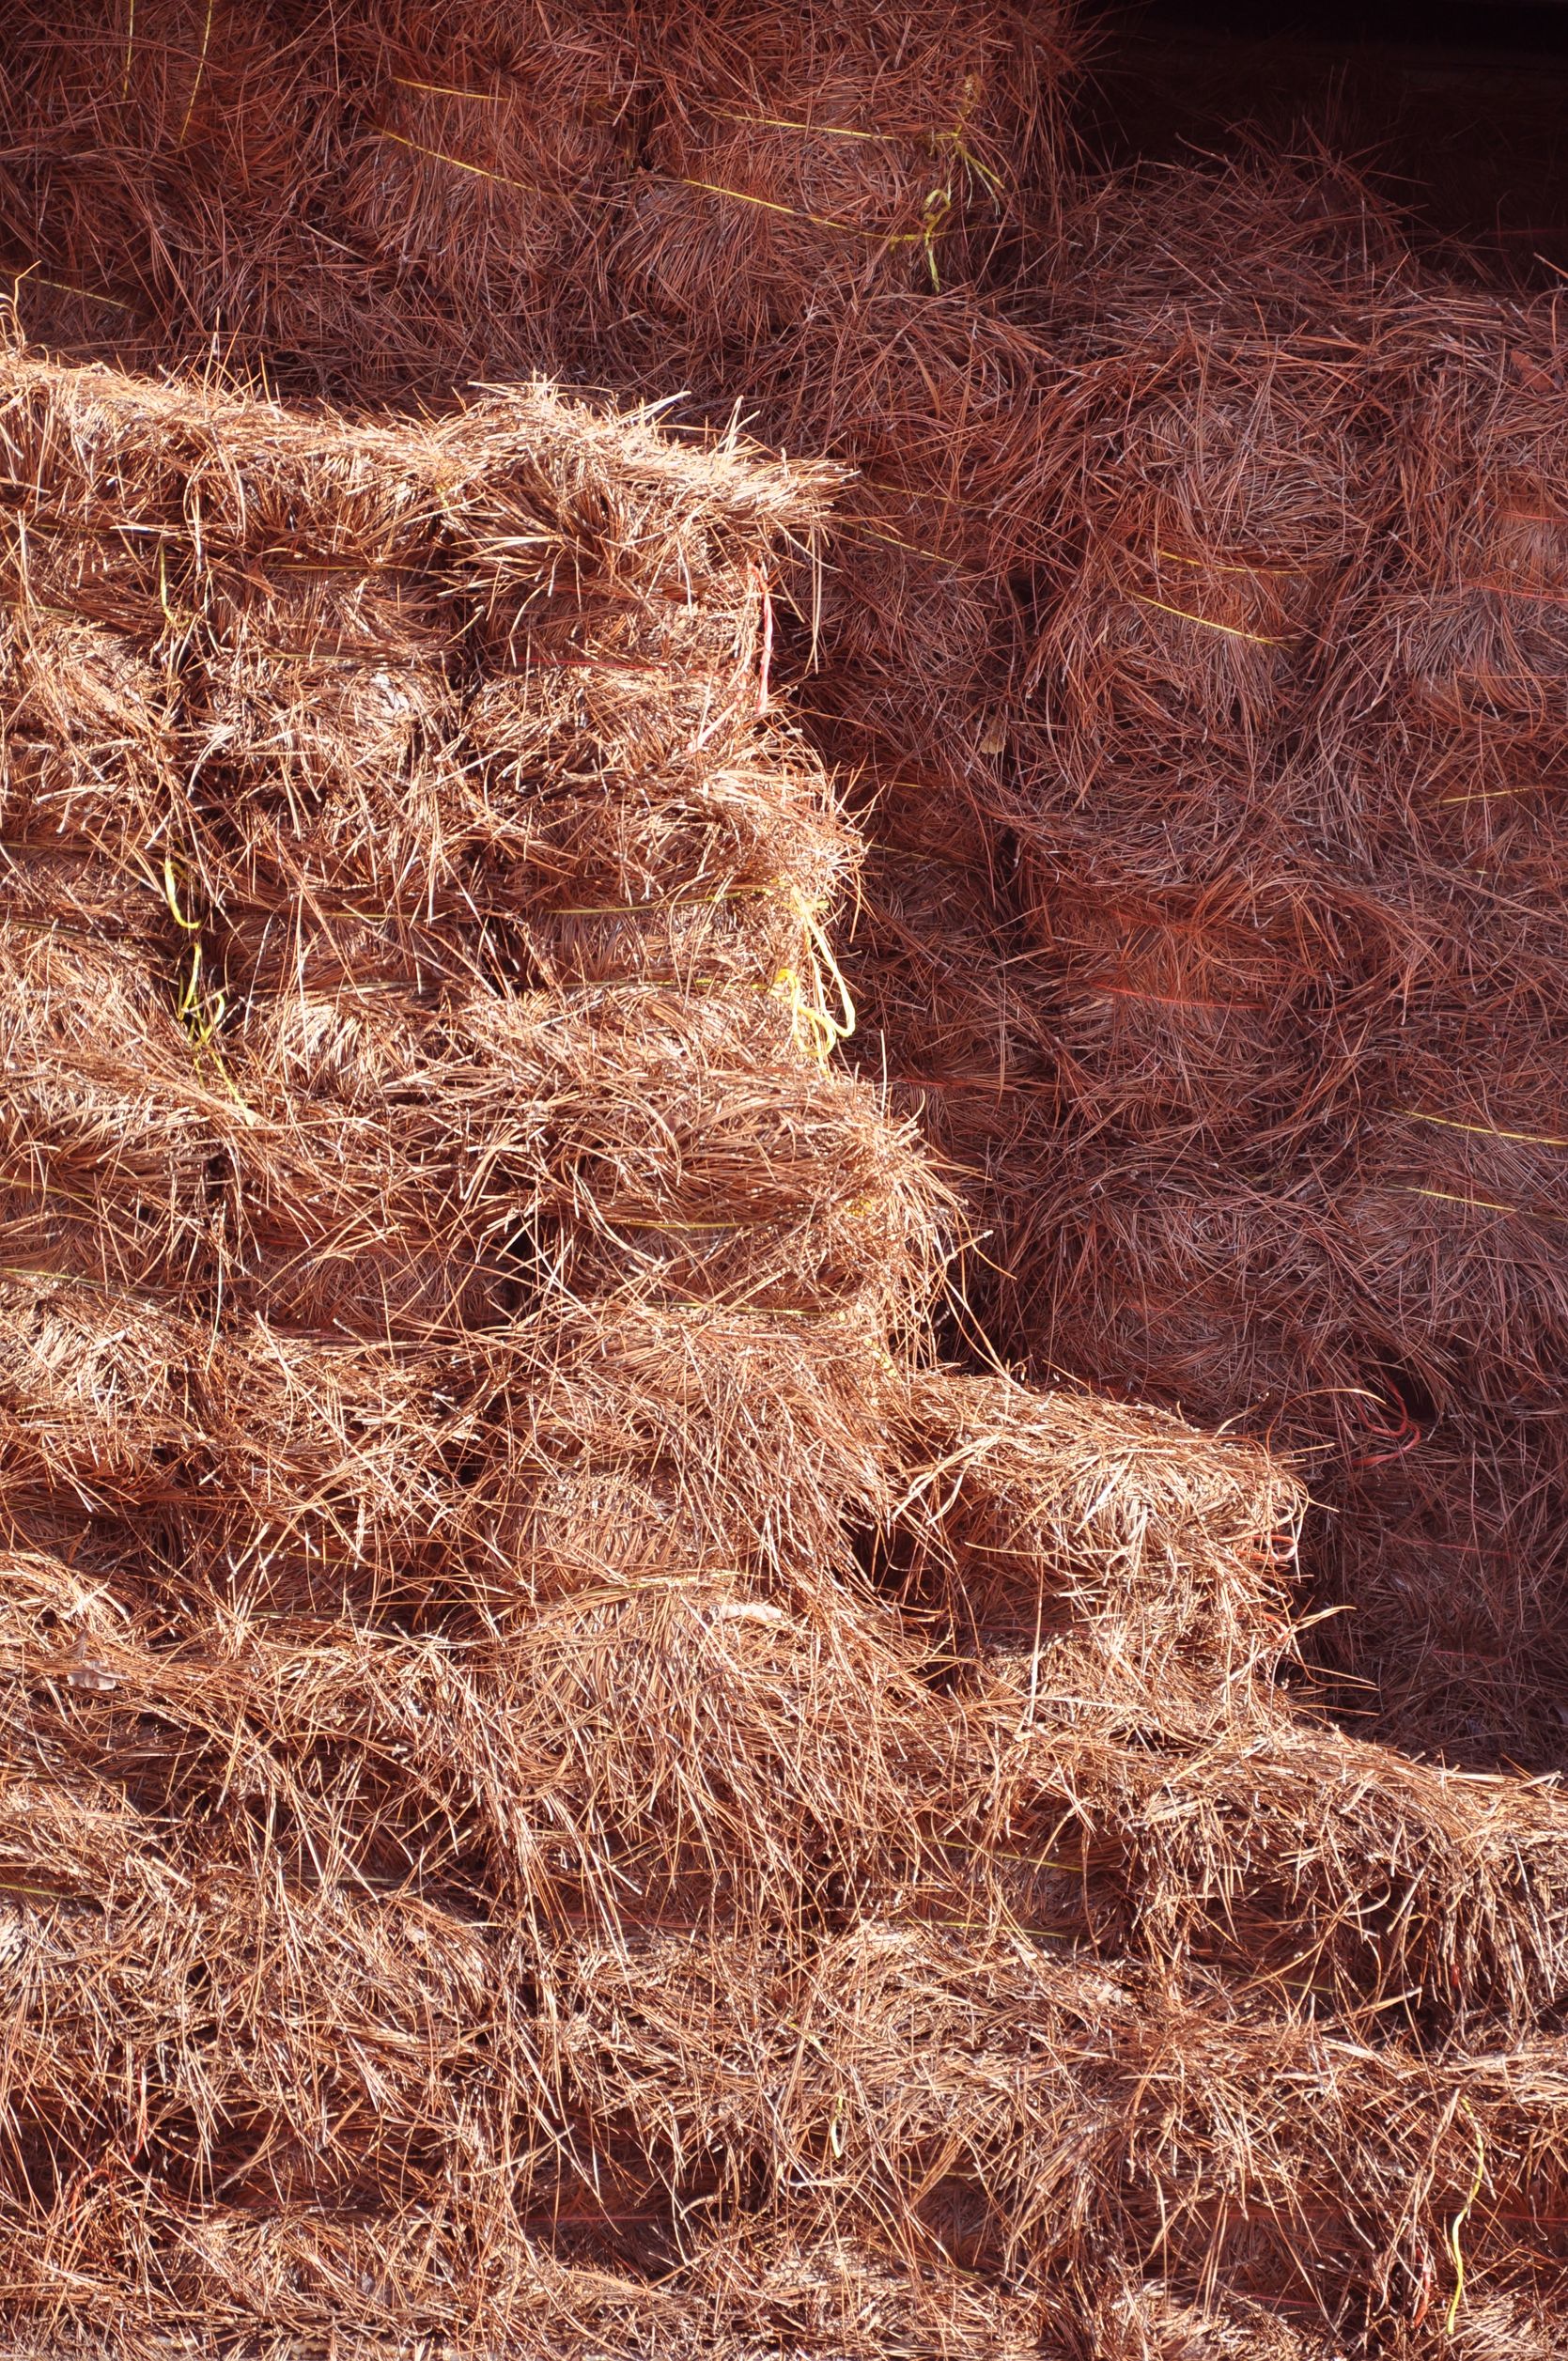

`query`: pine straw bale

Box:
[0,1873,540,2214]
[0,1541,955,1928]
[0,355,844,971]
[1038,149,1419,340]
[1329,1038,1568,1415]
[980,1696,1568,2027]
[0,0,634,398]
[612,1,1066,351]
[1017,333,1387,784]
[0,1775,173,1910]
[990,1124,1351,1433]
[892,1369,1301,1694]
[1009,811,1389,1142]
[766,286,1067,657]
[0,1272,208,1514]
[1094,2279,1342,2361]
[232,988,939,1330]
[1308,705,1568,887]
[0,606,176,848]
[552,1921,1568,2321]
[1319,1414,1568,1771]
[0,860,908,1348]
[1304,290,1568,890]
[1019,1090,1560,1444]
[770,289,1066,579]
[332,0,638,390]
[1099,2281,1568,2360]
[0,1280,924,1612]
[0,0,349,379]
[17,2239,1551,2361]
[1343,300,1568,749]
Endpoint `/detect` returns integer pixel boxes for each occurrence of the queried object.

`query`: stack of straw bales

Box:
[0,0,1075,1197]
[0,0,1063,397]
[4,8,1568,2350]
[4,335,1568,2359]
[967,156,1568,1766]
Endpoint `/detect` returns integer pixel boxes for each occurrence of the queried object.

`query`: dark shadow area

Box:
[1079,0,1568,280]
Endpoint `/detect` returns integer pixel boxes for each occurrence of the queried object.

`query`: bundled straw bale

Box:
[333,0,638,385]
[1037,148,1419,338]
[0,352,847,971]
[1327,1415,1568,1763]
[1032,1712,1568,2024]
[612,2,1063,349]
[1350,305,1568,747]
[1017,333,1386,777]
[0,0,349,379]
[893,1367,1299,1693]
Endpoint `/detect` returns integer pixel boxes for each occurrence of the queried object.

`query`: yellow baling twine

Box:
[163,859,227,1050]
[1446,2106,1486,2337]
[1436,781,1545,805]
[1127,591,1290,647]
[8,265,131,314]
[1400,1108,1568,1150]
[715,110,900,143]
[177,0,216,147]
[1153,546,1309,580]
[671,176,953,286]
[391,75,505,103]
[771,887,856,1066]
[371,128,548,201]
[714,99,1005,190]
[1397,1185,1524,1217]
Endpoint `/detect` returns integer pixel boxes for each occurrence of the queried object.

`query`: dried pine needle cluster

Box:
[2,4,1568,2355]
